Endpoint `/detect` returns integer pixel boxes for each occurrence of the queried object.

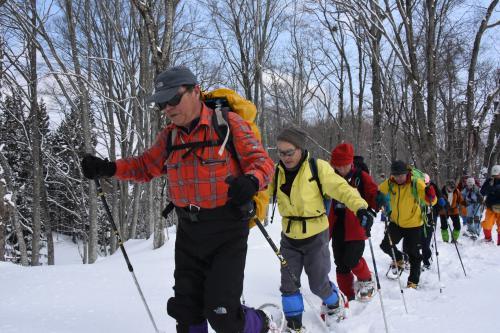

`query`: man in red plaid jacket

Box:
[81,66,276,333]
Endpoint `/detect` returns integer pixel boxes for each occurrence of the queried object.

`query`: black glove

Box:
[226,175,259,206]
[81,154,116,179]
[356,208,374,237]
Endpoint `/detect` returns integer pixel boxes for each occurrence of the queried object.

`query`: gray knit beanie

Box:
[277,126,307,149]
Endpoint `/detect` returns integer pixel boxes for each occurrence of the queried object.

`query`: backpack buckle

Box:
[181,204,200,222]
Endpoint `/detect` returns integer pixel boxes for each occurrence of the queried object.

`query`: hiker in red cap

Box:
[328,143,379,302]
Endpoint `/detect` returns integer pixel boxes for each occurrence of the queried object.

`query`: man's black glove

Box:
[81,154,116,179]
[356,208,374,237]
[226,175,259,206]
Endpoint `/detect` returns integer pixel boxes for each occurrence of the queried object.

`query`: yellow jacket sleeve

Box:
[379,179,389,195]
[317,159,368,213]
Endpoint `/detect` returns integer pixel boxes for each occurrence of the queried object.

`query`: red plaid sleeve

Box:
[114,127,170,182]
[227,112,274,190]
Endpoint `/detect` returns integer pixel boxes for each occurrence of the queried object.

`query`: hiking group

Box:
[80,66,500,333]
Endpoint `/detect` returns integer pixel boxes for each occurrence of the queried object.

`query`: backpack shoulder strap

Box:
[272,165,280,205]
[352,167,364,192]
[212,107,239,165]
[308,157,324,197]
[165,127,177,160]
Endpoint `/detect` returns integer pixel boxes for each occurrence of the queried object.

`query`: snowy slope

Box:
[1,212,499,333]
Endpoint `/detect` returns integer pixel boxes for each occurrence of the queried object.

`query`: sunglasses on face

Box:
[157,89,190,110]
[278,148,297,157]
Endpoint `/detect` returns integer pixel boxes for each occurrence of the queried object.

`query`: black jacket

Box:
[480,177,500,208]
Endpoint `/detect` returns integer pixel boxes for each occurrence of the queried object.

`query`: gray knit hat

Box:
[277,126,307,149]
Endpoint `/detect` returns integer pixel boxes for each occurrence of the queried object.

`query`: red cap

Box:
[331,143,354,167]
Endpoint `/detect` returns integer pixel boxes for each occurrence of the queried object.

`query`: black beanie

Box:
[277,127,307,149]
[390,160,408,175]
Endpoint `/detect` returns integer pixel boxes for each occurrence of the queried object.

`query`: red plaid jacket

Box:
[114,103,274,209]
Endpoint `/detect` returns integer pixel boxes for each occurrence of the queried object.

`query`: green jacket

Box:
[268,155,368,239]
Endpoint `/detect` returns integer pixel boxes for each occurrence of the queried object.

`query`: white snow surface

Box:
[1,212,499,333]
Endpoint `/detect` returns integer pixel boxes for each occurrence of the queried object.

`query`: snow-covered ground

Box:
[1,212,499,333]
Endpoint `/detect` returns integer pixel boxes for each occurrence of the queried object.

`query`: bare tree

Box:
[131,0,178,249]
[28,0,42,266]
[464,0,499,173]
[204,0,286,147]
[0,151,28,266]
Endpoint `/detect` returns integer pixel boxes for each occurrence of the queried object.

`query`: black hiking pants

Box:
[440,214,461,232]
[331,213,365,274]
[421,211,438,265]
[166,205,249,333]
[421,224,434,266]
[380,222,422,284]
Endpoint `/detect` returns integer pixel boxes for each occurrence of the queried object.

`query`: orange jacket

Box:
[440,188,465,216]
[114,103,274,209]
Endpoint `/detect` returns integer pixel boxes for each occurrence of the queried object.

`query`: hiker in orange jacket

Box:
[438,180,466,243]
[81,66,278,333]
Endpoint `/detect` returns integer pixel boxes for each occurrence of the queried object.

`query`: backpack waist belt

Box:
[283,214,324,234]
[174,203,240,222]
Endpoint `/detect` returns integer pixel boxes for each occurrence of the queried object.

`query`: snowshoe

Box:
[283,326,308,333]
[481,238,494,244]
[320,291,348,328]
[421,263,431,271]
[258,303,285,333]
[407,281,418,289]
[354,279,376,302]
[463,230,478,241]
[386,259,405,280]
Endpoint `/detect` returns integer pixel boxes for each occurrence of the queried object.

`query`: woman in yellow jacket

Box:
[378,160,436,289]
[269,127,371,333]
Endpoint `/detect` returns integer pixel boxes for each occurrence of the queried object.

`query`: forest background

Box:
[0,0,498,265]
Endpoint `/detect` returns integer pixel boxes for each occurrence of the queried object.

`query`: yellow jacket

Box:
[379,176,429,228]
[268,155,368,239]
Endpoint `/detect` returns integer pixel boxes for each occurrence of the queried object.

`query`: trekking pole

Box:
[363,210,389,333]
[254,219,329,332]
[447,224,467,277]
[431,210,442,293]
[95,179,162,333]
[382,219,409,314]
[367,236,390,333]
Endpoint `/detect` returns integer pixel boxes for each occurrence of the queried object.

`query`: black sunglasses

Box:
[157,89,190,110]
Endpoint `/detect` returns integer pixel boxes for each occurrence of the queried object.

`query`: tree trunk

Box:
[0,153,28,266]
[369,0,383,181]
[41,180,54,265]
[64,0,98,263]
[425,0,439,181]
[465,0,499,173]
[0,216,5,261]
[0,181,7,261]
[129,184,141,239]
[356,33,365,149]
[483,102,500,173]
[29,0,41,266]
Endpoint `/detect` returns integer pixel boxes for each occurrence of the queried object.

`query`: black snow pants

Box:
[166,205,250,333]
[380,222,423,284]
